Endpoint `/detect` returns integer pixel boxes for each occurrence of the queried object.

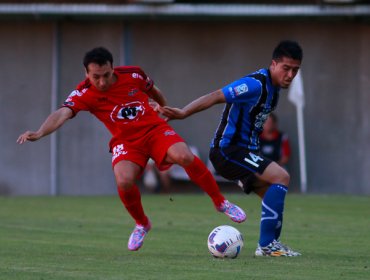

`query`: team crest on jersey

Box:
[234,83,248,96]
[110,101,145,123]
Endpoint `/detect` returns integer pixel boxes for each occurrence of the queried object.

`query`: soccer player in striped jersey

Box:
[17,47,246,252]
[160,40,303,257]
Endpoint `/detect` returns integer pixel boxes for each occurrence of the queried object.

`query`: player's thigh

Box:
[165,142,194,166]
[147,125,187,168]
[256,161,290,186]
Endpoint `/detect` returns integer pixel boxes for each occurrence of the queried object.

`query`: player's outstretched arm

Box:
[159,89,226,120]
[17,107,73,144]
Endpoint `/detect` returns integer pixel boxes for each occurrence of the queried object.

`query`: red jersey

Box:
[62,66,167,148]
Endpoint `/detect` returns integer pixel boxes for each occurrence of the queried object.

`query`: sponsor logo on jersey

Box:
[132,73,144,80]
[164,130,176,136]
[112,144,128,162]
[65,90,84,104]
[234,83,248,96]
[228,86,235,98]
[110,101,145,123]
[68,90,84,98]
[128,89,139,96]
[254,110,270,131]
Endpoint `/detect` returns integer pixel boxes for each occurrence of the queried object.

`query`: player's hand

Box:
[16,131,42,144]
[158,106,186,121]
[150,101,170,121]
[149,101,160,111]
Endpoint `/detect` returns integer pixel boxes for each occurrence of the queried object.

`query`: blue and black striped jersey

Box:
[211,68,280,151]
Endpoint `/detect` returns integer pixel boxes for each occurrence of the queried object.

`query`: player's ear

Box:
[84,64,90,78]
[270,59,279,72]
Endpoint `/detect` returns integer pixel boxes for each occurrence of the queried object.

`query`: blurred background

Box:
[1,0,369,195]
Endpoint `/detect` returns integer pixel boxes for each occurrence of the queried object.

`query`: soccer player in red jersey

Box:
[17,47,246,251]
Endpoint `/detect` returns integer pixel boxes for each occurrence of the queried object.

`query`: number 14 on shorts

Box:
[244,152,264,168]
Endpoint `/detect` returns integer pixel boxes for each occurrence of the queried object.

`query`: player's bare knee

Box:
[173,152,194,167]
[268,168,290,186]
[116,176,135,190]
[179,156,194,167]
[284,174,290,186]
[278,169,290,186]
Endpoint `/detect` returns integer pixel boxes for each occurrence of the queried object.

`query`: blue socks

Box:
[259,184,288,247]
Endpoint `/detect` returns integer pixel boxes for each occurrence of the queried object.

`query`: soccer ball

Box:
[207,225,244,258]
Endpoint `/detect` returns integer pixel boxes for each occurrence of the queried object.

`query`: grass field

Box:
[0,194,369,280]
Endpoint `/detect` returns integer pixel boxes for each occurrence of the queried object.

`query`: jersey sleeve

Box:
[134,68,154,97]
[140,73,154,93]
[61,80,90,117]
[115,66,154,94]
[222,76,262,103]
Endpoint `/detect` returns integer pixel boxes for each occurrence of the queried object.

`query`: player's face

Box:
[270,57,301,89]
[85,62,116,92]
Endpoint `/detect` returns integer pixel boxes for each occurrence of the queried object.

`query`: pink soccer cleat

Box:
[127,220,152,251]
[217,200,247,223]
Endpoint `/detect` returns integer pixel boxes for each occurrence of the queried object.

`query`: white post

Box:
[50,22,59,196]
[288,70,308,193]
[296,106,307,193]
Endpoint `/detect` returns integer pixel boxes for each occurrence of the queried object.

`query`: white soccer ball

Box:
[207,225,244,258]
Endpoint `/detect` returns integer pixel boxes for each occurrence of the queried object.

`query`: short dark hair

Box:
[83,47,114,70]
[272,40,303,62]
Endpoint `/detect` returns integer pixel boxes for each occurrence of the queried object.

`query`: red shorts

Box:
[111,123,185,171]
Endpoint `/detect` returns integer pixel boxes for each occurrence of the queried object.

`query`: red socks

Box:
[184,156,225,207]
[117,184,149,226]
[117,157,225,224]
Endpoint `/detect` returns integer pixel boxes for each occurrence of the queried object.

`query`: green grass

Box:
[0,194,369,280]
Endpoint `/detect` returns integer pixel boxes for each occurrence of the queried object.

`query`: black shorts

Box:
[209,146,272,194]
